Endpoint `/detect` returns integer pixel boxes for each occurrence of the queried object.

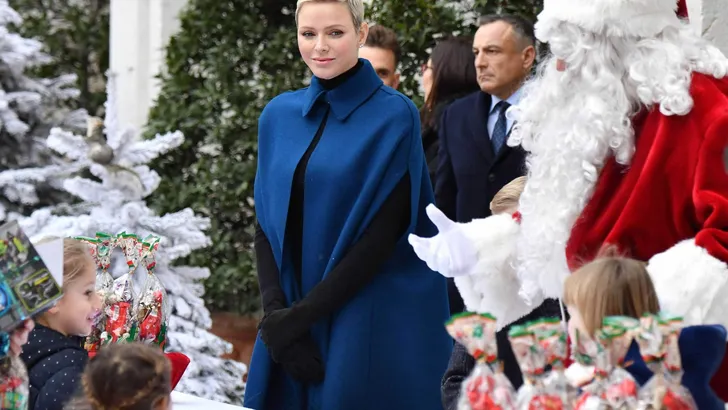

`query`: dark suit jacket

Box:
[435,91,526,223]
[434,91,527,315]
[422,126,439,185]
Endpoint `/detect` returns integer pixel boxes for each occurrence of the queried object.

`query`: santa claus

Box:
[409,0,728,399]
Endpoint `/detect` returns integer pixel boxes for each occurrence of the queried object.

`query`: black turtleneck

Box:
[319,60,363,90]
[254,61,411,320]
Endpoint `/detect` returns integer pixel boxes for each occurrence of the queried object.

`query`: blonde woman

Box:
[245,0,451,408]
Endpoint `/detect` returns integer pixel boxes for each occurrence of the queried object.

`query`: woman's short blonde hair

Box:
[490,176,526,214]
[563,250,660,336]
[295,0,365,30]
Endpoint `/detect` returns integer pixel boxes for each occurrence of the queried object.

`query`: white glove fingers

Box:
[425,204,454,233]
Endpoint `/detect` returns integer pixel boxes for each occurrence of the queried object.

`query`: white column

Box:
[110,0,188,130]
[685,0,728,54]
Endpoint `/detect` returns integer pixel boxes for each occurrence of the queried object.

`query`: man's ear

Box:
[392,72,401,90]
[522,45,536,71]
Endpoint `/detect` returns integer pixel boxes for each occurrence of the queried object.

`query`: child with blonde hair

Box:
[564,252,726,409]
[489,176,526,215]
[65,343,171,410]
[563,251,660,343]
[21,238,101,410]
[562,252,660,385]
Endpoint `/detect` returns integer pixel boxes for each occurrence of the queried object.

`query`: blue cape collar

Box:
[302,59,383,121]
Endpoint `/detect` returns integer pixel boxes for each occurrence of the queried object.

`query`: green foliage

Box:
[10,0,110,116]
[145,0,307,314]
[367,0,544,105]
[469,0,543,20]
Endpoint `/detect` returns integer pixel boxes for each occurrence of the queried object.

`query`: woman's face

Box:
[297,2,367,80]
[422,58,434,101]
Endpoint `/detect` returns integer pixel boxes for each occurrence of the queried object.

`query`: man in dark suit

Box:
[435,14,564,410]
[436,14,535,315]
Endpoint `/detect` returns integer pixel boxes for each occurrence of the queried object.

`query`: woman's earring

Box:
[359,44,364,48]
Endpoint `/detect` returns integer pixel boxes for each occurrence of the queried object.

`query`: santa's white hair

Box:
[507,18,728,304]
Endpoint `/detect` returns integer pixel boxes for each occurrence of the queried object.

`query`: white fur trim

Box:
[537,0,682,40]
[456,214,539,330]
[647,239,728,335]
[453,275,480,313]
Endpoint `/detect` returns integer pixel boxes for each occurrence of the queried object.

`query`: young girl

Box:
[65,343,171,410]
[21,238,102,410]
[563,252,727,410]
[563,253,661,346]
[563,253,660,386]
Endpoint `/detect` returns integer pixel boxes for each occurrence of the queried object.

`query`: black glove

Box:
[275,333,325,385]
[259,307,308,358]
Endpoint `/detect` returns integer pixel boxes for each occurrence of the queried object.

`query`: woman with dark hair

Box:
[420,36,480,183]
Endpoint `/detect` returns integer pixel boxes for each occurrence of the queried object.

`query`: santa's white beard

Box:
[508,53,636,304]
[506,20,728,304]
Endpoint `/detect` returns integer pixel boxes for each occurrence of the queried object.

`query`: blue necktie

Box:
[491,101,510,154]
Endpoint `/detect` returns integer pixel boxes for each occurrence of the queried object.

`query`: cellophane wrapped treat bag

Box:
[636,314,696,410]
[446,312,517,410]
[75,233,115,354]
[508,324,564,409]
[136,235,168,348]
[596,316,640,409]
[100,233,141,344]
[530,318,578,408]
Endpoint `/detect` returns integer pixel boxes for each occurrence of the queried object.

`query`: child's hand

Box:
[9,320,34,356]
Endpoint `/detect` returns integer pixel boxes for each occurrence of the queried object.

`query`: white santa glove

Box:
[408,204,478,278]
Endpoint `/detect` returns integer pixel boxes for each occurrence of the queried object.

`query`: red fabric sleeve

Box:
[693,110,728,263]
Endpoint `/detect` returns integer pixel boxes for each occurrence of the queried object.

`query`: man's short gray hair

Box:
[295,0,365,30]
[478,14,536,49]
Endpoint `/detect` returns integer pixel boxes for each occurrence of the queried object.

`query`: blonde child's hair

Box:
[563,248,660,336]
[295,0,365,30]
[490,176,526,214]
[35,237,94,288]
[66,343,171,410]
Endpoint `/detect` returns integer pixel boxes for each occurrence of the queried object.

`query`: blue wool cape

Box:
[243,60,452,410]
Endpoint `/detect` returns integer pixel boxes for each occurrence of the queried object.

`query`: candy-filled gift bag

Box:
[77,232,169,350]
[136,235,168,347]
[446,313,517,410]
[636,314,697,410]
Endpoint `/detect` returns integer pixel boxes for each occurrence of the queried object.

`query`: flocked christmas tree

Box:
[0,0,86,220]
[15,74,247,403]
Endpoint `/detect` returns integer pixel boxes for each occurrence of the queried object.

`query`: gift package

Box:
[75,232,169,355]
[446,313,517,410]
[0,221,66,409]
[446,312,697,410]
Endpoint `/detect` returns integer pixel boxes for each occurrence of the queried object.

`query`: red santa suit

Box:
[566,71,728,399]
